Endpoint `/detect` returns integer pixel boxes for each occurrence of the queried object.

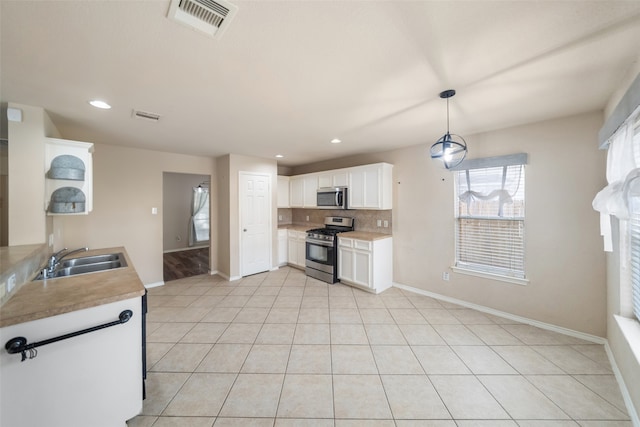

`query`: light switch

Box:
[7,107,22,122]
[151,207,158,215]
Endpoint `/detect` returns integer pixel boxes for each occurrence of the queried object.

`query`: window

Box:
[627,123,640,322]
[453,154,527,280]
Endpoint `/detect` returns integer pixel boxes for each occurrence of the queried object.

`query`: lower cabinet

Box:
[278,229,288,266]
[338,236,392,293]
[287,230,306,269]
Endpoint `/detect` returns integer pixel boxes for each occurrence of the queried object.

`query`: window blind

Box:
[629,205,640,321]
[455,162,526,279]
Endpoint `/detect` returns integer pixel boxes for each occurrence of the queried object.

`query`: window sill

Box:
[614,315,640,365]
[451,266,529,286]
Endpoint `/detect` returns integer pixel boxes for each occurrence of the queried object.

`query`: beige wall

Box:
[7,103,60,246]
[55,143,216,285]
[296,111,607,336]
[162,172,210,252]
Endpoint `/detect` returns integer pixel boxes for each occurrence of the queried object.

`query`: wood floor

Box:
[162,247,209,282]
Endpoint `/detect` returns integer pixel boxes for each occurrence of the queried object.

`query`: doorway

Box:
[240,172,271,276]
[162,172,211,281]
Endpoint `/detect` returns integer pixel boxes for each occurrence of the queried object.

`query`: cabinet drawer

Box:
[354,240,372,251]
[339,238,354,248]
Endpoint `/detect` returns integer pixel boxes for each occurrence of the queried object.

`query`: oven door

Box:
[305,237,335,273]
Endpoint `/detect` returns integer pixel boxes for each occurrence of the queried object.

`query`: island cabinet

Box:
[287,229,306,268]
[0,297,142,427]
[338,234,392,294]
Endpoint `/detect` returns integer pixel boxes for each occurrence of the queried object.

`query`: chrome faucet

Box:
[45,247,89,276]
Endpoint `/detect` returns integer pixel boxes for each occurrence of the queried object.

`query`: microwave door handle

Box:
[335,192,340,207]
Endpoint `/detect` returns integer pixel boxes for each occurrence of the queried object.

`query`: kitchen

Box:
[2,1,640,426]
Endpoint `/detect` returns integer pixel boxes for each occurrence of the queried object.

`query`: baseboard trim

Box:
[163,246,209,254]
[217,272,242,282]
[209,270,219,276]
[393,281,606,345]
[145,281,165,289]
[604,341,640,427]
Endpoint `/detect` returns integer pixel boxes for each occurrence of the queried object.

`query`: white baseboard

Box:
[217,272,241,281]
[393,281,606,345]
[604,341,640,427]
[209,270,219,276]
[145,281,164,289]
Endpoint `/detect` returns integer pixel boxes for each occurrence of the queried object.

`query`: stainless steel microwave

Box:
[317,187,348,209]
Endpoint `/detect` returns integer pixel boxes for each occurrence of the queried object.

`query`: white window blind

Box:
[628,124,640,322]
[454,157,526,279]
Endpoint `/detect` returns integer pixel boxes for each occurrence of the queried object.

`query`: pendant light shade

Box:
[430,89,467,169]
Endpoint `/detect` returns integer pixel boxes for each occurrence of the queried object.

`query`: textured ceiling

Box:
[2,1,640,166]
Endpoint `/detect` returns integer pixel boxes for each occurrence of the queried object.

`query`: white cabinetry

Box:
[277,176,290,208]
[0,297,142,427]
[287,230,306,268]
[348,163,393,210]
[289,174,318,208]
[318,170,349,188]
[45,137,94,215]
[278,229,288,266]
[338,236,392,293]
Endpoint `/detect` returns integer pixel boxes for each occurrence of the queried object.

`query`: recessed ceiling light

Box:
[331,138,342,144]
[275,154,284,158]
[89,100,111,109]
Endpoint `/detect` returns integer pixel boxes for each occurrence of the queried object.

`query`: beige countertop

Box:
[278,224,318,232]
[339,231,392,241]
[0,247,145,328]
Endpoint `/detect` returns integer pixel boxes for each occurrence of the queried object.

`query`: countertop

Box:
[338,231,392,241]
[278,224,318,232]
[0,247,146,328]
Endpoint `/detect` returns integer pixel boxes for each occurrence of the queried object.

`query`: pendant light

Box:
[430,89,467,169]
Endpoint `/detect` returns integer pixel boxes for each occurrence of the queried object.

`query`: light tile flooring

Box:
[127,267,631,427]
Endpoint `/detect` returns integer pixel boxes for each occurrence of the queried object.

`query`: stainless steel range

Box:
[305,216,354,284]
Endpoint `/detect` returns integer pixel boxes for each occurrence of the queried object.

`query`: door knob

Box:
[243,229,247,232]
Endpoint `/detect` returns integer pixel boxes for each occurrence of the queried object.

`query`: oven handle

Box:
[306,238,334,247]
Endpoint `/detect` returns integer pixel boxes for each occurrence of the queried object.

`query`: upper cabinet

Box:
[281,162,393,210]
[45,137,94,215]
[277,176,290,208]
[289,174,318,208]
[348,163,393,210]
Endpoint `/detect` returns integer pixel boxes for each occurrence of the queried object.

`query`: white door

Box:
[240,172,271,276]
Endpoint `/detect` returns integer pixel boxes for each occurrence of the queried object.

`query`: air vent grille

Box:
[168,0,238,38]
[132,109,161,122]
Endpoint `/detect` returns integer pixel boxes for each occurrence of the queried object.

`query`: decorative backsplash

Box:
[279,208,392,234]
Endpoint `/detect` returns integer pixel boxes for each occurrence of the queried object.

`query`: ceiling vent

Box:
[167,0,238,39]
[132,109,161,122]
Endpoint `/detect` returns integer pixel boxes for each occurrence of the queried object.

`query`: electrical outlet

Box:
[48,233,54,247]
[278,215,283,221]
[442,272,450,281]
[176,235,181,241]
[306,216,310,221]
[151,207,158,215]
[383,220,389,228]
[377,219,382,227]
[7,274,16,293]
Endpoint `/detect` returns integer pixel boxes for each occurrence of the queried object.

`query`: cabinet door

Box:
[278,232,288,265]
[349,169,366,208]
[333,172,348,187]
[363,166,381,208]
[303,175,318,207]
[288,235,297,265]
[353,250,372,288]
[296,236,306,267]
[338,247,354,282]
[277,176,290,208]
[318,173,332,188]
[290,177,304,207]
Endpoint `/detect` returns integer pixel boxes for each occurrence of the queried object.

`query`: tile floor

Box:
[127,267,631,427]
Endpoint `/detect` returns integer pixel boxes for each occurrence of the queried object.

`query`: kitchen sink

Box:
[60,253,124,268]
[34,253,127,280]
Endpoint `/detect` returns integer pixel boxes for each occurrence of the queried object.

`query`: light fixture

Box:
[275,154,284,158]
[330,138,342,144]
[89,100,111,109]
[430,89,467,169]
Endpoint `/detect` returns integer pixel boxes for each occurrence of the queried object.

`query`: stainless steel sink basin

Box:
[34,253,127,280]
[60,253,124,268]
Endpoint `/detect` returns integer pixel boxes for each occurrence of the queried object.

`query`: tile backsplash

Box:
[279,208,392,234]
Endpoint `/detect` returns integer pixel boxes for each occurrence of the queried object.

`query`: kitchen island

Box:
[0,247,146,427]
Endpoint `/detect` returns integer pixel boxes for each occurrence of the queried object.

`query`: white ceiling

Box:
[2,1,640,166]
